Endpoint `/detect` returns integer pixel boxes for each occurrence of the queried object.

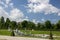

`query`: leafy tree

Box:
[45,20,52,30]
[0,16,60,31]
[21,20,36,30]
[10,21,17,29]
[0,19,1,29]
[28,21,36,30]
[29,22,36,30]
[37,23,42,30]
[0,16,5,29]
[56,20,60,30]
[17,22,22,30]
[21,20,28,30]
[51,24,57,30]
[5,18,10,29]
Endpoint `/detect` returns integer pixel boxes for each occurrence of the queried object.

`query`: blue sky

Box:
[0,0,60,23]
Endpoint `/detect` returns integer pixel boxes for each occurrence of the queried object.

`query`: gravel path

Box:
[0,35,49,40]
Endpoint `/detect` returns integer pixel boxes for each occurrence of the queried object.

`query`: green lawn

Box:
[0,29,60,36]
[21,30,60,40]
[0,29,60,40]
[21,30,60,36]
[0,30,11,36]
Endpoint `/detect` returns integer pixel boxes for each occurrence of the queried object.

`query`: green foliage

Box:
[21,20,28,29]
[56,20,60,30]
[17,22,22,30]
[28,21,36,30]
[0,16,5,29]
[45,20,52,29]
[5,18,10,29]
[37,23,46,30]
[0,16,60,31]
[10,21,17,29]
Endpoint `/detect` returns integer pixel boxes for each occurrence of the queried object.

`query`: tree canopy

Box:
[0,16,60,31]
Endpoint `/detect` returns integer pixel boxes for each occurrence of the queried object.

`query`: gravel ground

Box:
[0,35,49,40]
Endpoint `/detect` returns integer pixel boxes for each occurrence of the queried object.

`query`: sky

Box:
[0,0,60,23]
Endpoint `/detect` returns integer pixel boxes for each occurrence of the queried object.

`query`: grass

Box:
[0,29,60,36]
[0,29,60,40]
[54,38,60,40]
[21,30,60,40]
[21,30,60,36]
[0,29,11,36]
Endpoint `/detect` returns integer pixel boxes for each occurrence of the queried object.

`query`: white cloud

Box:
[41,18,45,22]
[58,13,60,16]
[16,16,29,22]
[9,3,14,8]
[10,8,24,21]
[0,6,9,19]
[0,6,24,22]
[28,0,49,4]
[32,19,36,23]
[27,0,60,16]
[32,19,39,24]
[23,16,29,21]
[0,0,24,22]
[6,0,11,4]
[0,0,13,8]
[44,4,60,15]
[5,0,13,8]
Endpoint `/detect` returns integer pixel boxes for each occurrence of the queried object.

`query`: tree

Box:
[0,16,5,29]
[28,21,36,30]
[51,24,57,30]
[45,20,52,30]
[21,20,28,30]
[0,19,1,29]
[5,18,10,29]
[17,22,22,30]
[10,21,17,29]
[0,16,60,31]
[56,20,60,30]
[37,23,42,30]
[21,20,36,30]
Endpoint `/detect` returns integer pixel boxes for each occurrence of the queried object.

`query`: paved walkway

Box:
[0,35,49,40]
